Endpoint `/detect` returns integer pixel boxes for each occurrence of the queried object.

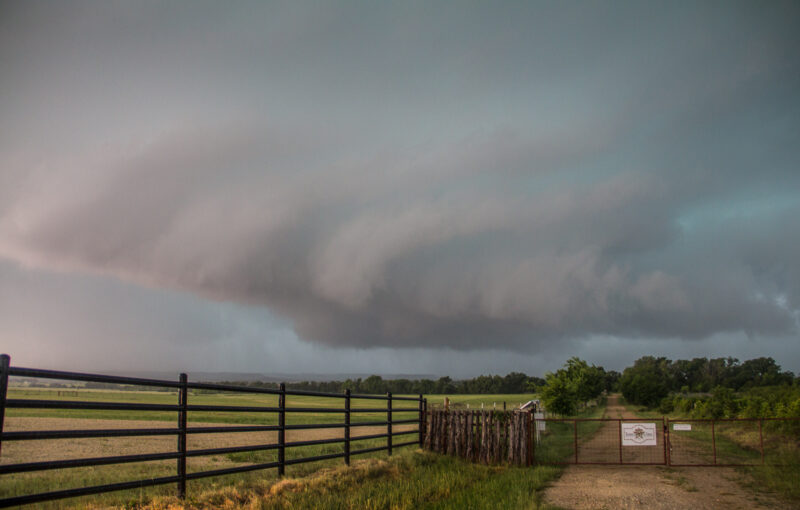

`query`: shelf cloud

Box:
[1,1,798,360]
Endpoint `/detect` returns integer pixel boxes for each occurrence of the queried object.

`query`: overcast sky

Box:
[1,1,799,378]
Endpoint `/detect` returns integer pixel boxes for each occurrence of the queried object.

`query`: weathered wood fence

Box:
[423,410,533,466]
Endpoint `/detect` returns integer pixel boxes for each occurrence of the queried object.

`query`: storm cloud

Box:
[1,1,799,358]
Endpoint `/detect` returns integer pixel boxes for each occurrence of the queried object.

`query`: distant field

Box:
[424,393,538,410]
[5,388,537,421]
[0,389,537,509]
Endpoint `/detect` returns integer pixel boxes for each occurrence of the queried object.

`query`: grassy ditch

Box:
[130,450,563,510]
[2,450,565,510]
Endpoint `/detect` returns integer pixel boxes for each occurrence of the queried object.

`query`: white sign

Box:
[621,422,657,446]
[673,423,692,431]
[534,412,545,431]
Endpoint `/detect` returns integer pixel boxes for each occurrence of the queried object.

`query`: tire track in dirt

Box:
[542,395,786,510]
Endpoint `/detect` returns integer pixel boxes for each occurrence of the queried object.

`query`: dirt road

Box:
[542,395,786,509]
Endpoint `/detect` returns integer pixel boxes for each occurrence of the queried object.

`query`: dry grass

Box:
[95,458,399,510]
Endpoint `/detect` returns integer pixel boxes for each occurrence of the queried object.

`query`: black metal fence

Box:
[0,354,427,508]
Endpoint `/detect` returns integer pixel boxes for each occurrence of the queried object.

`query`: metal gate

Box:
[533,417,800,466]
[665,418,798,467]
[533,418,666,465]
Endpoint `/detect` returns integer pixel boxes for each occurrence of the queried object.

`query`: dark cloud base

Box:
[0,1,798,354]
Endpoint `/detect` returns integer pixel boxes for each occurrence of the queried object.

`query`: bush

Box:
[658,397,674,414]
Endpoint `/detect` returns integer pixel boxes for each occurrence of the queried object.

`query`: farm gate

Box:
[534,417,800,467]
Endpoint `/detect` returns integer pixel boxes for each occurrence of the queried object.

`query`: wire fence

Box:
[532,417,800,466]
[0,354,427,508]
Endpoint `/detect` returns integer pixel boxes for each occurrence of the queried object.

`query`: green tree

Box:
[540,357,606,415]
[540,369,578,416]
[619,356,670,407]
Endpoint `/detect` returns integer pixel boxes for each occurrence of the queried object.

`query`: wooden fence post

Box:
[431,410,438,452]
[442,410,449,454]
[494,413,501,463]
[525,412,530,466]
[466,411,473,460]
[510,412,515,464]
[485,411,490,464]
[447,412,455,455]
[453,412,460,457]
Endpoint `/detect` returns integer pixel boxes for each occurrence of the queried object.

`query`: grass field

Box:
[1,389,543,509]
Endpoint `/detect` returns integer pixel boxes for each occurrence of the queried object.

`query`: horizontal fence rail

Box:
[0,354,427,508]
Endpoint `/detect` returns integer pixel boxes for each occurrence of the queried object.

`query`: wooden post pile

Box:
[423,410,533,466]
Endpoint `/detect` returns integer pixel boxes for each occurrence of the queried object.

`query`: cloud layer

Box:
[1,1,799,353]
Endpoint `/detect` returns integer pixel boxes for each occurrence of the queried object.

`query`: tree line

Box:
[619,356,796,408]
[617,356,799,421]
[210,354,798,421]
[534,355,798,418]
[219,372,546,396]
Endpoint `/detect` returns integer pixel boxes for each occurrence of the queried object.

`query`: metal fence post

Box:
[344,389,351,466]
[759,419,764,465]
[177,373,187,499]
[418,394,424,447]
[278,383,286,476]
[666,417,671,466]
[711,420,717,466]
[618,419,623,464]
[573,419,578,464]
[0,354,9,459]
[387,392,392,456]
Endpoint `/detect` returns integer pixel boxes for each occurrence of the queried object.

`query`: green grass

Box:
[531,403,607,464]
[140,450,564,510]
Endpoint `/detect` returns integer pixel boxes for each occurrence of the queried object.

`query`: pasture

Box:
[0,387,537,509]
